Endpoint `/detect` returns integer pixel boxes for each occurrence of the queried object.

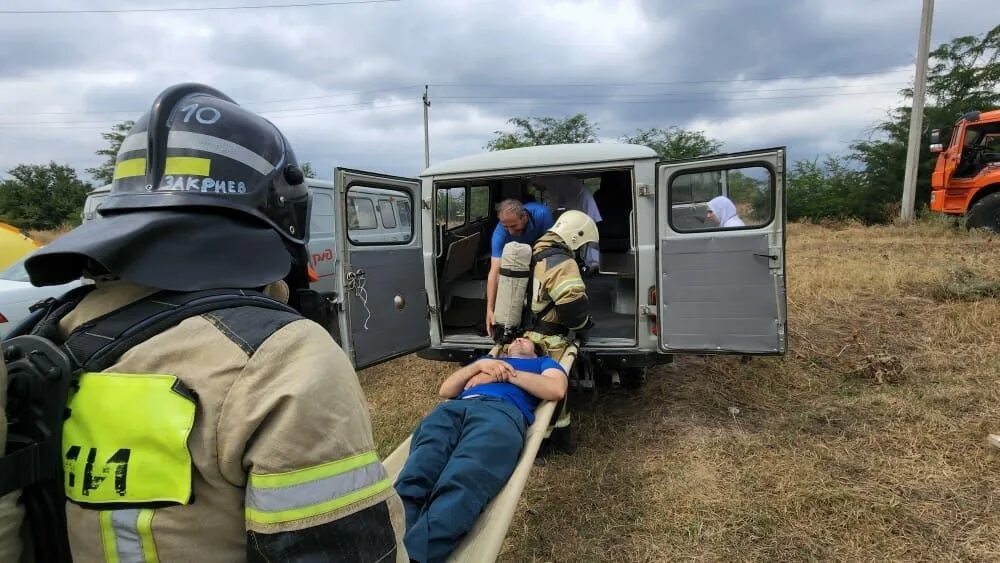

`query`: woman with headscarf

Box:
[707,196,745,228]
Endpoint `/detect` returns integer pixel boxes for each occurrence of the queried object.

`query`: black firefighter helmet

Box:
[26,83,313,293]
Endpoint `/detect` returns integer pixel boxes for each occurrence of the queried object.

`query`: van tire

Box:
[619,367,646,391]
[966,192,1000,232]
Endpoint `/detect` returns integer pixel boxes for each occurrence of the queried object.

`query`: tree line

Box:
[2,25,997,231]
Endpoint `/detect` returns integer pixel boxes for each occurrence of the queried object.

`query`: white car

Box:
[0,252,83,337]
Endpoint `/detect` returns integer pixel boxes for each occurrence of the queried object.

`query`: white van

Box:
[326,144,787,387]
[82,145,788,387]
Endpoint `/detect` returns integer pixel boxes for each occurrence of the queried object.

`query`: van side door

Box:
[335,168,429,369]
[656,148,787,354]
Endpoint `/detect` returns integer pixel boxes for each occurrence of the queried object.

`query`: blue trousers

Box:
[394,398,526,563]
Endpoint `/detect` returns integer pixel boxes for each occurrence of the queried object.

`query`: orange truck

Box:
[929,109,1000,231]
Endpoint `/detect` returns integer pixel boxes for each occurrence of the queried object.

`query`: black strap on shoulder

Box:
[525,246,570,329]
[60,287,299,373]
[4,284,97,341]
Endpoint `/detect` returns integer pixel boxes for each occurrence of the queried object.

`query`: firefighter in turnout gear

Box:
[1,84,407,562]
[526,210,599,348]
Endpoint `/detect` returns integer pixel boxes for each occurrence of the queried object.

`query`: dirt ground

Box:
[359,219,1000,562]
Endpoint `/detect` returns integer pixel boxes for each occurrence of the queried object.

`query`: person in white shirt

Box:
[532,175,602,272]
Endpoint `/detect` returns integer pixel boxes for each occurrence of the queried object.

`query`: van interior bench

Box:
[382,342,580,563]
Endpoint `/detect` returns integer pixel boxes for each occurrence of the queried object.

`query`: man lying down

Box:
[394,337,568,563]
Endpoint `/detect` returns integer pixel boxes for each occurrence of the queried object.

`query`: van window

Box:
[378,199,397,228]
[396,199,412,229]
[83,195,108,222]
[310,191,334,235]
[446,187,465,230]
[669,165,774,232]
[348,196,378,230]
[469,185,489,222]
[347,185,414,245]
[670,171,721,205]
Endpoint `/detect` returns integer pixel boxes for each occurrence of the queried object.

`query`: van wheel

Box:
[619,367,646,391]
[966,192,1000,232]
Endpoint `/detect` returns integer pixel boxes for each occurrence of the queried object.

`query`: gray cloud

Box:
[0,0,998,182]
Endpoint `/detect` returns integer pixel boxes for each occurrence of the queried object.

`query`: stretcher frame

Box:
[382,342,579,562]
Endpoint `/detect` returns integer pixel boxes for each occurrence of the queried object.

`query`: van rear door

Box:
[334,168,429,369]
[656,148,787,354]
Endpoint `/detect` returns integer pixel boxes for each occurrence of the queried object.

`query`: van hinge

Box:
[422,198,431,210]
[637,183,653,197]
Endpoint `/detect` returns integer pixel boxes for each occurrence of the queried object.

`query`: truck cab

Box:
[929,109,1000,231]
[81,145,789,387]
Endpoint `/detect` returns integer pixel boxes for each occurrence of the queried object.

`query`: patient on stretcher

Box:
[393,337,568,563]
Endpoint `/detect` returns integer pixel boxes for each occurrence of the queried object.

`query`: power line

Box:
[433,82,909,101]
[0,0,400,15]
[428,69,914,89]
[0,89,902,127]
[435,89,904,105]
[0,100,422,128]
[0,84,425,117]
[0,80,909,120]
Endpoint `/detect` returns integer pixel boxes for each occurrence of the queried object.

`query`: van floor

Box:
[584,275,635,340]
[441,276,635,340]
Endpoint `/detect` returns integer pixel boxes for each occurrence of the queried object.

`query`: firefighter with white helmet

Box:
[0,83,406,562]
[525,210,599,346]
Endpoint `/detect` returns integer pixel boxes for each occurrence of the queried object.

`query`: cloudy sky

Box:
[1,0,997,183]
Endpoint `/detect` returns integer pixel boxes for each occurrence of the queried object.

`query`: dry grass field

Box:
[360,220,1000,562]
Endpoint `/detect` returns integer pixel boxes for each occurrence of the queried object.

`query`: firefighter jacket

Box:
[529,232,593,334]
[55,280,406,562]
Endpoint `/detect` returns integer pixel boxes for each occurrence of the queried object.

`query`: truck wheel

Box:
[966,192,1000,232]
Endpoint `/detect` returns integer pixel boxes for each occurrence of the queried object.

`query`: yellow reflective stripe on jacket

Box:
[63,373,196,505]
[99,509,159,563]
[246,451,391,526]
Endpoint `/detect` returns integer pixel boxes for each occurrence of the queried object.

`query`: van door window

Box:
[670,171,721,205]
[669,165,774,231]
[396,199,412,230]
[377,198,397,228]
[348,196,378,230]
[347,186,414,245]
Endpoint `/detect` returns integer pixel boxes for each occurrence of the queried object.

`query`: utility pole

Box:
[422,85,431,170]
[900,0,935,223]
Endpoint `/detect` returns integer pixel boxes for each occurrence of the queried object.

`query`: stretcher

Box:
[382,341,579,563]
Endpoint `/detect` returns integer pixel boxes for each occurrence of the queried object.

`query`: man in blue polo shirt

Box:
[486,199,554,338]
[394,337,567,563]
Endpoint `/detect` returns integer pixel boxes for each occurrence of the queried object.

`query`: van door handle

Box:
[628,210,636,251]
[754,253,778,260]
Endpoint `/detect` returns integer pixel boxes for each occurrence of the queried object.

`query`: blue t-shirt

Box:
[490,202,554,258]
[455,356,565,425]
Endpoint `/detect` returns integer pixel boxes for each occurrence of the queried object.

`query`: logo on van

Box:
[311,248,334,266]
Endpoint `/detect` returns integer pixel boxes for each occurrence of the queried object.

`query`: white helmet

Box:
[548,210,599,251]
